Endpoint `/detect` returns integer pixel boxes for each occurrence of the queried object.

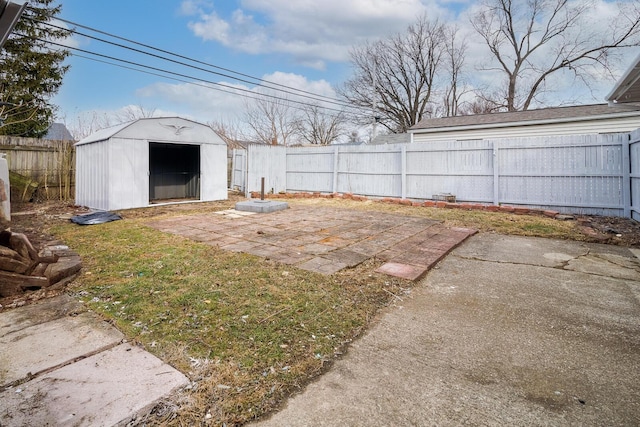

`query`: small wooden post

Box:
[261,177,265,200]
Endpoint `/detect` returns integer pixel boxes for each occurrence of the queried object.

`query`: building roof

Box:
[370,133,411,145]
[410,103,640,133]
[44,122,74,140]
[76,117,223,146]
[607,52,640,104]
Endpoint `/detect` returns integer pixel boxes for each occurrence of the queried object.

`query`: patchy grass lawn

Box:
[47,197,592,425]
[50,203,411,426]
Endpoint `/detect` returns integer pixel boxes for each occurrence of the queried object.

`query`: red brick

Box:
[543,210,559,218]
[423,201,436,207]
[459,203,474,210]
[499,206,515,213]
[513,207,530,215]
[470,204,485,210]
[486,205,500,212]
[399,199,413,206]
[411,201,422,207]
[435,201,447,208]
[444,203,457,209]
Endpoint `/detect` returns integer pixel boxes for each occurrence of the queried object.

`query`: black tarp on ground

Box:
[71,211,122,225]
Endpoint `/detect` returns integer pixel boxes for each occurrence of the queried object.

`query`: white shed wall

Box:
[108,138,149,211]
[201,144,228,201]
[411,116,640,143]
[75,140,110,211]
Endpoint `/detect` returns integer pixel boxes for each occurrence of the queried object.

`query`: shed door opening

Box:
[149,142,200,201]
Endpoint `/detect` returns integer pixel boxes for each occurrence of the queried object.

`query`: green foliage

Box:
[0,0,70,137]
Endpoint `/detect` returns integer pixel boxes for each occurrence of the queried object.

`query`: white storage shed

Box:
[75,117,227,211]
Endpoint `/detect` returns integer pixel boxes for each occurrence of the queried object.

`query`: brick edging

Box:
[248,192,561,219]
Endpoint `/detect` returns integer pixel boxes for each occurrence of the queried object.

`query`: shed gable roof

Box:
[76,117,223,146]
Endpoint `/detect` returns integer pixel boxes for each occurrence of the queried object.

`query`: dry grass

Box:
[44,195,599,426]
[286,197,586,240]
[50,202,411,426]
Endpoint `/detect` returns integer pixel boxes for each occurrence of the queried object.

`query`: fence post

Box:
[401,145,407,199]
[623,134,631,218]
[333,146,339,194]
[244,146,250,198]
[493,141,500,206]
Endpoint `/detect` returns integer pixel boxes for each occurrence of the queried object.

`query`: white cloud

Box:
[132,72,339,127]
[187,12,231,44]
[183,0,450,66]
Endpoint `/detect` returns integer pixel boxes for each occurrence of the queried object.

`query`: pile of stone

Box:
[0,230,81,297]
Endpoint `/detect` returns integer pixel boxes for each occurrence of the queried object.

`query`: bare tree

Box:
[296,104,346,145]
[244,96,299,145]
[441,26,469,117]
[62,111,114,140]
[209,118,246,148]
[116,104,157,123]
[62,104,159,140]
[340,16,464,132]
[472,0,640,111]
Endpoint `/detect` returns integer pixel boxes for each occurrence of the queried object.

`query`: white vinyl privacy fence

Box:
[629,129,640,220]
[233,132,640,218]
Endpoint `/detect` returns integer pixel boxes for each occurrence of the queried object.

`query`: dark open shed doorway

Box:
[149,142,201,202]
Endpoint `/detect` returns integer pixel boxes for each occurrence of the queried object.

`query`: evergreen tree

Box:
[0,0,70,137]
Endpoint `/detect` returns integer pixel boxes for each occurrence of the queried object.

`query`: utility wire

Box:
[71,52,366,122]
[39,19,361,112]
[24,11,363,112]
[33,36,370,120]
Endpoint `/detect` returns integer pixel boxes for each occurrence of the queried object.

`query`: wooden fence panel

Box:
[0,136,75,200]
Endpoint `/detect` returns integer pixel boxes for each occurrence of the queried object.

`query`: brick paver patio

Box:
[148,206,476,280]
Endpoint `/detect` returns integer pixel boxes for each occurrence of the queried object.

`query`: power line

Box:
[23,11,365,113]
[39,19,361,112]
[71,52,366,122]
[34,36,369,120]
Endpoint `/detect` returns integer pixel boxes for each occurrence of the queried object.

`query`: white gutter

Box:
[606,52,640,104]
[408,109,640,134]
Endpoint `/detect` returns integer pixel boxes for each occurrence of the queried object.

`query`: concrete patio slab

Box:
[0,312,124,387]
[0,344,188,427]
[0,296,189,427]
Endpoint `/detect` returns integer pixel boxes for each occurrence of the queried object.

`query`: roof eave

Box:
[606,52,640,103]
[409,110,640,134]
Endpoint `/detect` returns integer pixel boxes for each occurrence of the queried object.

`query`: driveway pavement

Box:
[252,234,640,426]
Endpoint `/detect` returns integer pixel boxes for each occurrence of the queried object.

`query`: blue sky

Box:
[49,0,639,135]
